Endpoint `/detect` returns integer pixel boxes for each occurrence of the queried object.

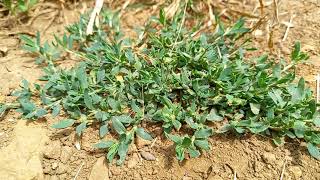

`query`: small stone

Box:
[89,157,109,180]
[127,153,139,168]
[289,166,302,179]
[140,151,156,161]
[262,152,276,164]
[60,146,73,163]
[265,146,273,152]
[43,141,62,159]
[135,136,152,149]
[253,30,263,37]
[51,162,58,170]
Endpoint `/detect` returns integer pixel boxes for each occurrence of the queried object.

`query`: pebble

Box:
[51,162,58,170]
[140,151,156,161]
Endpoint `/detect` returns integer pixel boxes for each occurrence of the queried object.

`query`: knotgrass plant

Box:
[2,7,320,164]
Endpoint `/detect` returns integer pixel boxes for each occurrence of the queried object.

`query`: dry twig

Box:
[279,158,287,180]
[73,161,85,180]
[282,14,295,42]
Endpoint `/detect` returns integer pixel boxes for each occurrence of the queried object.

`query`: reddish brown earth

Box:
[0,1,320,180]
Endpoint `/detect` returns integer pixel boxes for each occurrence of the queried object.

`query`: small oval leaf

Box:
[136,127,153,140]
[51,119,75,129]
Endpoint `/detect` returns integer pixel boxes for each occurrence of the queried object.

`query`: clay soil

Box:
[1,0,320,180]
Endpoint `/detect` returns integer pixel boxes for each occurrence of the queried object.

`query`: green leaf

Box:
[17,0,28,12]
[188,147,200,158]
[76,122,87,136]
[207,109,223,121]
[112,116,126,134]
[307,143,320,160]
[52,104,61,117]
[313,116,320,127]
[272,137,284,146]
[94,140,114,149]
[194,139,210,150]
[84,89,94,109]
[159,9,166,25]
[20,100,35,112]
[115,115,133,124]
[172,120,182,130]
[76,65,88,89]
[166,133,182,144]
[99,123,109,138]
[107,143,119,163]
[194,128,213,139]
[268,89,285,108]
[285,130,296,139]
[291,41,301,61]
[52,119,75,129]
[136,127,153,140]
[117,141,130,165]
[293,121,305,138]
[250,103,260,115]
[35,108,47,118]
[107,98,120,111]
[181,137,192,148]
[175,145,185,161]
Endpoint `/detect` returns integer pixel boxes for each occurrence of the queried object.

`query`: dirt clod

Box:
[60,146,73,163]
[262,152,276,164]
[127,153,140,168]
[43,141,62,160]
[89,157,109,180]
[0,121,48,180]
[56,163,67,174]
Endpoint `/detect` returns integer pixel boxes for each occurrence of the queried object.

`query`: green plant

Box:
[1,0,38,15]
[5,5,320,164]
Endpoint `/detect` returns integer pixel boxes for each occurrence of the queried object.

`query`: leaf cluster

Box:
[7,6,320,163]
